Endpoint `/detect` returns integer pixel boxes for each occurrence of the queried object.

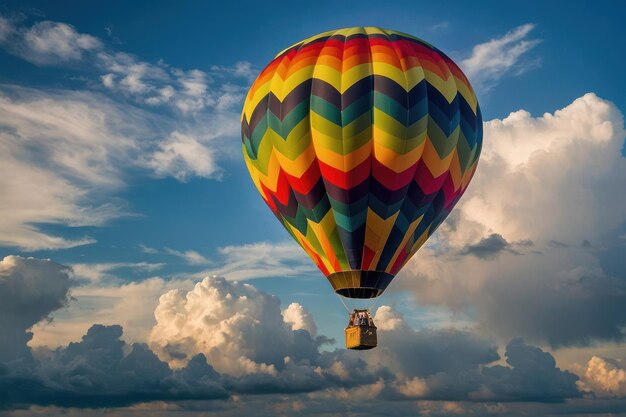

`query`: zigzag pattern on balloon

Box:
[241,27,482,279]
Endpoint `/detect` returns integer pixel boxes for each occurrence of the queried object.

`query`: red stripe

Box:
[361,246,376,270]
[414,162,448,194]
[284,161,322,195]
[372,158,418,191]
[318,157,371,189]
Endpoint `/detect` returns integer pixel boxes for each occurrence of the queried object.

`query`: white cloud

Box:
[164,248,211,265]
[147,131,222,181]
[282,303,317,336]
[100,73,115,88]
[69,262,165,284]
[211,61,257,82]
[372,305,407,331]
[149,276,312,375]
[581,356,626,397]
[97,51,249,114]
[396,93,626,347]
[22,21,101,63]
[0,77,241,250]
[465,93,625,243]
[97,51,170,96]
[0,16,14,41]
[0,16,251,116]
[201,241,317,281]
[0,19,101,65]
[460,24,540,89]
[0,87,151,250]
[139,245,212,265]
[31,276,196,348]
[175,68,208,97]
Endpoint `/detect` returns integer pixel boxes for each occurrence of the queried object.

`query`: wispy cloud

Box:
[0,87,147,250]
[70,261,166,284]
[0,16,249,250]
[427,21,449,33]
[140,245,211,265]
[460,23,541,90]
[0,17,101,64]
[200,241,317,281]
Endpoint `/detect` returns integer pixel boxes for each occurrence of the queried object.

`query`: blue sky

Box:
[1,0,626,415]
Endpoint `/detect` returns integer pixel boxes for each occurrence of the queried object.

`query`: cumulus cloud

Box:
[30,277,196,349]
[149,277,321,375]
[397,93,626,347]
[460,23,541,89]
[466,93,625,243]
[0,256,72,361]
[581,356,626,397]
[282,303,317,336]
[367,307,580,402]
[0,263,588,410]
[3,324,229,409]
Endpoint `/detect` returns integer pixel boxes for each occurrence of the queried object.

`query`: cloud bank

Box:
[397,93,626,347]
[0,257,585,412]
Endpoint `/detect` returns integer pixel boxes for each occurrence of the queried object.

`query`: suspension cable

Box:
[335,293,351,314]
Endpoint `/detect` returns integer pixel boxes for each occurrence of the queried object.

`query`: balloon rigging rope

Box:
[336,293,351,314]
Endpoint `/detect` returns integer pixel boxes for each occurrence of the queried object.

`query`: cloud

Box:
[30,277,196,349]
[0,256,72,361]
[396,93,626,347]
[282,303,317,336]
[460,24,541,89]
[68,262,165,284]
[368,308,580,402]
[0,17,246,250]
[0,262,589,411]
[3,325,229,409]
[148,276,321,375]
[581,356,626,397]
[210,61,257,82]
[163,249,211,265]
[0,87,152,250]
[202,241,317,281]
[0,19,101,65]
[147,131,222,181]
[0,16,250,115]
[460,233,510,258]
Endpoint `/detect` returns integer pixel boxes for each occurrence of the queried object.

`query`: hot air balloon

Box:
[241,27,482,349]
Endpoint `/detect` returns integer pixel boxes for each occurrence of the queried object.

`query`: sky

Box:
[0,0,626,415]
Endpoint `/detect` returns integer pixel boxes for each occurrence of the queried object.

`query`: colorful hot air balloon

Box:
[241,27,482,300]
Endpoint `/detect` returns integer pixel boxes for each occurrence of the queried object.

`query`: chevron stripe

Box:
[241,27,482,287]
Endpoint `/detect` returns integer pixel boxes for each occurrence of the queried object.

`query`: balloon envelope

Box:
[241,27,482,298]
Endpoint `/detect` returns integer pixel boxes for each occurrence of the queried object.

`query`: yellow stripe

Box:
[364,209,399,268]
[314,142,370,170]
[274,141,317,177]
[373,139,425,173]
[384,214,423,273]
[421,135,456,178]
